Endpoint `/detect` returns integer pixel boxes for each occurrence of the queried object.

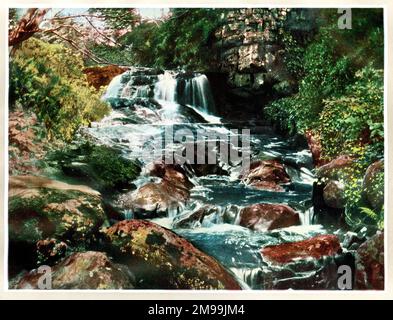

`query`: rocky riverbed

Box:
[8,67,384,290]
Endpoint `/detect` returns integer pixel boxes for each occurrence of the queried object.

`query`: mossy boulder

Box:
[363,160,384,211]
[8,175,108,273]
[103,220,242,289]
[11,251,135,289]
[46,141,141,192]
[9,175,107,246]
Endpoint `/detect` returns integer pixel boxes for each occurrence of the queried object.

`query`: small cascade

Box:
[181,74,216,114]
[103,68,216,116]
[154,71,178,102]
[153,71,216,114]
[103,73,123,99]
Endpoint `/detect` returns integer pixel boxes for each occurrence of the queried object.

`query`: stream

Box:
[86,67,345,289]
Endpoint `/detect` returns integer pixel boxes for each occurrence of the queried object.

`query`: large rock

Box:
[355,231,384,290]
[316,155,353,180]
[172,205,217,229]
[117,181,189,218]
[363,160,384,211]
[11,251,134,289]
[9,175,99,198]
[146,161,193,190]
[215,8,292,96]
[117,162,193,217]
[238,203,300,231]
[323,180,346,209]
[9,175,106,245]
[8,176,108,274]
[261,234,342,264]
[104,220,241,289]
[84,65,128,90]
[241,160,291,191]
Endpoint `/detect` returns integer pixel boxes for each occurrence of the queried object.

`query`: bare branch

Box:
[50,30,111,65]
[84,17,119,46]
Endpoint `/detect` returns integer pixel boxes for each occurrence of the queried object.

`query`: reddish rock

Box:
[261,234,342,264]
[147,161,193,190]
[316,155,354,180]
[355,231,384,290]
[11,251,134,289]
[363,160,384,211]
[173,205,218,229]
[305,130,327,167]
[104,220,241,289]
[84,65,128,90]
[118,181,190,216]
[239,203,300,231]
[241,160,290,191]
[117,162,194,217]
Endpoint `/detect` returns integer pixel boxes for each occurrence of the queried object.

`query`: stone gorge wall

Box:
[209,8,316,120]
[215,9,289,93]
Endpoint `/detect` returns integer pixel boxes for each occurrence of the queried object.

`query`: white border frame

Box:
[0,0,391,300]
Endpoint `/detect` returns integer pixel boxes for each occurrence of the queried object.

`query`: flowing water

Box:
[88,67,336,289]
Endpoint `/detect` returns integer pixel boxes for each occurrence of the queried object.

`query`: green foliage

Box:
[152,9,225,70]
[359,207,384,230]
[9,38,110,141]
[343,161,384,230]
[47,141,141,192]
[88,43,134,66]
[87,9,225,70]
[319,66,383,158]
[266,9,384,230]
[119,22,160,67]
[266,9,384,135]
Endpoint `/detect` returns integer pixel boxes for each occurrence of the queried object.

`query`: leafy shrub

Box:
[119,22,160,67]
[319,66,383,159]
[266,10,384,229]
[342,155,384,230]
[9,37,110,141]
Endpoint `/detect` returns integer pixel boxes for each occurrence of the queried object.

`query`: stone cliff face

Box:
[209,8,316,119]
[215,9,290,95]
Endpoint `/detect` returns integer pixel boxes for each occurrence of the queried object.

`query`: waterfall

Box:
[183,74,216,114]
[103,68,216,116]
[154,71,177,102]
[153,71,216,114]
[103,74,123,99]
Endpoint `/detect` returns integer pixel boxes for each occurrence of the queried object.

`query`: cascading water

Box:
[86,67,336,290]
[181,74,216,114]
[154,71,178,102]
[153,71,216,114]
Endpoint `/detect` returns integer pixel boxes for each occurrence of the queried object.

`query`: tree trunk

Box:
[9,8,49,47]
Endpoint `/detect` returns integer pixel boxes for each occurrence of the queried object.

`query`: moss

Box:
[9,188,106,245]
[46,140,141,192]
